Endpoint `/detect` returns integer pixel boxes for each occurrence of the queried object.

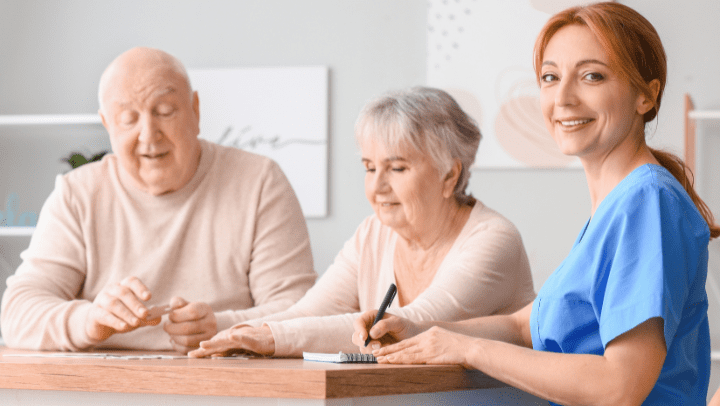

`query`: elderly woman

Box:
[189,87,536,358]
[354,4,718,405]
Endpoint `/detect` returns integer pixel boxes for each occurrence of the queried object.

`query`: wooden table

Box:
[0,347,548,405]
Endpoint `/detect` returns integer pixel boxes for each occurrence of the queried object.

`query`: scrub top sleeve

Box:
[597,186,690,350]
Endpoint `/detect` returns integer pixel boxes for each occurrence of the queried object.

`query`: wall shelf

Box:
[0,227,35,237]
[688,110,720,120]
[1,114,103,238]
[0,114,101,126]
[684,94,720,175]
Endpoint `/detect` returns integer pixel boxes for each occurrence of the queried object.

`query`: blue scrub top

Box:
[530,164,710,405]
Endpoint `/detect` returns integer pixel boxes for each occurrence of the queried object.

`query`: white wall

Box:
[1,0,719,401]
[0,0,425,278]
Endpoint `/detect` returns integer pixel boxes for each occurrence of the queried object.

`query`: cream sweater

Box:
[1,140,317,351]
[242,202,536,357]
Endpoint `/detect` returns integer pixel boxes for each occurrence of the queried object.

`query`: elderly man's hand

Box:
[163,297,218,354]
[85,276,161,343]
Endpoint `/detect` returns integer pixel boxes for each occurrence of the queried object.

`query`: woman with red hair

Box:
[353,3,719,405]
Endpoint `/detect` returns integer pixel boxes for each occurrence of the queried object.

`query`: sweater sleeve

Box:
[266,209,534,357]
[228,217,369,329]
[213,160,317,330]
[262,226,368,356]
[223,217,372,356]
[1,175,98,351]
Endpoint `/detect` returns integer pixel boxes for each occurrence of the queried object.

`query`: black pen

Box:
[364,283,397,347]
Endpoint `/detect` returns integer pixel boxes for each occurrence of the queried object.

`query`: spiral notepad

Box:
[302,351,377,363]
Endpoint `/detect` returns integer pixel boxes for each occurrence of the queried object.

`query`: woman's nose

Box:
[555,78,578,107]
[371,170,390,193]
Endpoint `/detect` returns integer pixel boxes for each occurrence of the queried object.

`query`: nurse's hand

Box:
[188,325,276,358]
[372,326,477,367]
[352,310,422,354]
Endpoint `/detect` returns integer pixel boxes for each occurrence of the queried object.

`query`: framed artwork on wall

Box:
[188,67,328,217]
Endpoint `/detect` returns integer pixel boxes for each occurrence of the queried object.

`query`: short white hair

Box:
[355,87,481,205]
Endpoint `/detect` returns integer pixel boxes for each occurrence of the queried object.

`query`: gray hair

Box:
[355,87,481,205]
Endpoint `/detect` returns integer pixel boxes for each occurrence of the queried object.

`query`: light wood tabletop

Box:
[0,346,506,399]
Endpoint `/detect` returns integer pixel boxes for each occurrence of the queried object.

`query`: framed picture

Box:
[189,67,328,217]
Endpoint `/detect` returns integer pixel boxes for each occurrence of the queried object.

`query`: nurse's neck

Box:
[582,141,659,217]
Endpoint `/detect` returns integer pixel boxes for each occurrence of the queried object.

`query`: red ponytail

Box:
[650,148,720,239]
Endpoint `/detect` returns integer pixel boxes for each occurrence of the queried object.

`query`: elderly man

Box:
[0,47,317,353]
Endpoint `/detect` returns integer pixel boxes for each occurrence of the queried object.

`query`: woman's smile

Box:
[540,25,647,161]
[556,117,594,129]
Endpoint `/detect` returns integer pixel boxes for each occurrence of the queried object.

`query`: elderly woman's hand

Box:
[352,310,422,353]
[188,324,275,358]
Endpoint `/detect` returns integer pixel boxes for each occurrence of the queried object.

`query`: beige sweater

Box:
[242,202,536,357]
[1,140,317,351]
